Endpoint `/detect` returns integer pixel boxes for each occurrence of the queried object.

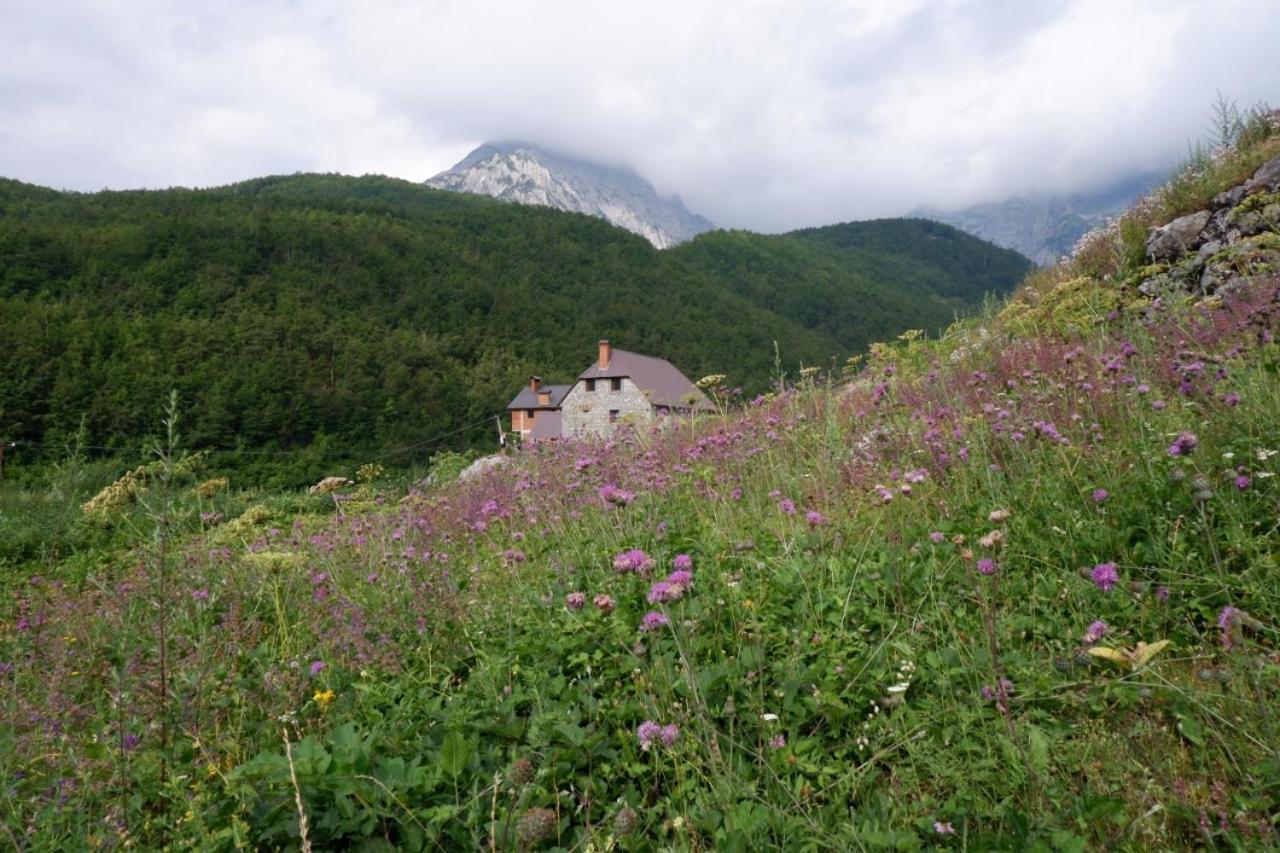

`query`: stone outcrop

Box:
[1145,210,1211,262]
[1135,155,1280,298]
[457,454,509,482]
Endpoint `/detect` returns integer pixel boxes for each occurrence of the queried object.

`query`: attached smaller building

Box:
[505,340,713,442]
[505,377,572,441]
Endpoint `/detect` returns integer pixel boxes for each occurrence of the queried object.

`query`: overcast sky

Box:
[2,0,1277,231]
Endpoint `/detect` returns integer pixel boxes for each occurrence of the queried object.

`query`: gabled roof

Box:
[506,383,573,411]
[578,349,713,410]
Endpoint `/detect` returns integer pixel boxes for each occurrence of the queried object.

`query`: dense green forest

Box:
[0,173,1029,483]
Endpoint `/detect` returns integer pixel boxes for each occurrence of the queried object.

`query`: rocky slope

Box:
[1135,155,1280,297]
[426,142,714,248]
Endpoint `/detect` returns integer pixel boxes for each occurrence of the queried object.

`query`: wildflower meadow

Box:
[3,120,1280,851]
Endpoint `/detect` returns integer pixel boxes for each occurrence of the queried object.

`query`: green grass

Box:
[2,109,1279,851]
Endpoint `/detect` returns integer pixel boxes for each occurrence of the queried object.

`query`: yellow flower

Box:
[314,689,336,711]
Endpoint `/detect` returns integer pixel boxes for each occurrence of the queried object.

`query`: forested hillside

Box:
[0,174,1029,481]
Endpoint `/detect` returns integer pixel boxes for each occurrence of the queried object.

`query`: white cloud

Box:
[1,0,1277,230]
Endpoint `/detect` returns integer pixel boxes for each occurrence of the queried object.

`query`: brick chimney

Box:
[538,391,550,405]
[598,340,611,370]
[529,375,541,392]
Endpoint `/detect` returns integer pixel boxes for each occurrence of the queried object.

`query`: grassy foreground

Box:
[4,132,1280,850]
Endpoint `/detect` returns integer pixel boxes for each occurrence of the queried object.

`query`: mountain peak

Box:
[427,142,714,248]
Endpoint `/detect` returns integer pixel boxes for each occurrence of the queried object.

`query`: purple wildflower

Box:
[768,734,786,750]
[1218,606,1246,650]
[1092,488,1109,503]
[1155,585,1170,601]
[1091,562,1119,592]
[121,733,141,751]
[190,588,210,601]
[934,821,956,836]
[805,510,827,528]
[977,558,997,576]
[1235,474,1251,491]
[673,554,693,571]
[600,484,636,506]
[929,530,945,544]
[309,660,326,676]
[637,720,662,750]
[639,611,669,632]
[778,498,797,515]
[1083,620,1108,644]
[981,678,1014,712]
[592,594,615,614]
[647,581,684,604]
[1168,432,1198,456]
[565,592,586,610]
[659,724,680,746]
[666,569,693,587]
[1223,392,1240,407]
[613,549,655,574]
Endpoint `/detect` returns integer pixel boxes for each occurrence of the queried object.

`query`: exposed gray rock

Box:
[1146,210,1211,262]
[457,453,510,482]
[427,142,714,249]
[1230,202,1280,238]
[1243,155,1280,194]
[1212,186,1246,208]
[1197,239,1223,260]
[1134,163,1280,300]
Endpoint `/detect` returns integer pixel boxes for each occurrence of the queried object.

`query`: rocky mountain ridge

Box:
[916,172,1167,266]
[426,142,714,248]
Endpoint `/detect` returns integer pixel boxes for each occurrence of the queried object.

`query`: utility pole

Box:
[494,416,507,450]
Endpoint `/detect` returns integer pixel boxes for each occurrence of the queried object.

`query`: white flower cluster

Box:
[883,659,916,705]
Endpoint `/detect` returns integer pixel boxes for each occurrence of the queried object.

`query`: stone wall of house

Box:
[560,377,652,437]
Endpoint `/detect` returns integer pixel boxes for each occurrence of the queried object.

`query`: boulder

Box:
[309,476,352,495]
[1146,210,1211,262]
[457,453,509,482]
[1196,239,1223,260]
[1243,155,1280,194]
[1212,186,1246,208]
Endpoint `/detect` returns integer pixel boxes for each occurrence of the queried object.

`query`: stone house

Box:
[505,340,712,441]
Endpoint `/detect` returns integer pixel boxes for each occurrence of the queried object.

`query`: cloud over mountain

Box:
[2,1,1278,231]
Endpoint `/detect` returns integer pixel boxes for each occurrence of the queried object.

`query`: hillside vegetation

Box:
[3,110,1280,850]
[0,175,1028,485]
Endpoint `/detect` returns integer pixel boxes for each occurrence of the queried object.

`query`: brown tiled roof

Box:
[578,349,713,410]
[506,384,573,411]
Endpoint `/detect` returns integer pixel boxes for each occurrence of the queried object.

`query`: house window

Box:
[526,409,535,419]
[585,379,596,392]
[609,409,620,423]
[610,377,622,391]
